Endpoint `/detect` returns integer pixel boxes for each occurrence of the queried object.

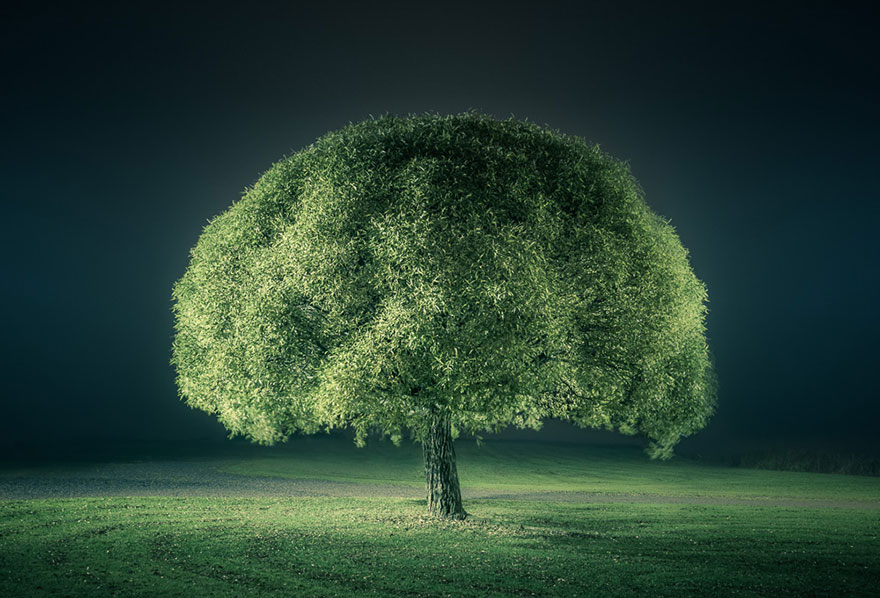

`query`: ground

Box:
[1,438,878,596]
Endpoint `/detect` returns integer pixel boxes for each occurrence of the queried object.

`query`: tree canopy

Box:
[172,113,715,459]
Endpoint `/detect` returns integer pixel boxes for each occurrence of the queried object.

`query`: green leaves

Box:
[171,113,715,453]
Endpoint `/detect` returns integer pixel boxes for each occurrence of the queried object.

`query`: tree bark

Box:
[423,416,467,519]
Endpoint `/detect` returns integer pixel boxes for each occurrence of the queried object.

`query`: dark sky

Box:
[2,1,878,458]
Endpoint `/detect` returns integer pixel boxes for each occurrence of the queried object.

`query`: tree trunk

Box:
[423,416,467,519]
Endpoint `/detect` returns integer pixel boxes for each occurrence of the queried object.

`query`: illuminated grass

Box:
[1,497,879,597]
[219,438,880,502]
[3,442,879,596]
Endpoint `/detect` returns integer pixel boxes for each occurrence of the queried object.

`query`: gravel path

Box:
[1,459,876,509]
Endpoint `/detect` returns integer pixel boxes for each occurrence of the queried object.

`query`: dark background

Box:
[2,1,878,460]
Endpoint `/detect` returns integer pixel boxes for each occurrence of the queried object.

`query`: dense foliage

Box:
[172,113,715,457]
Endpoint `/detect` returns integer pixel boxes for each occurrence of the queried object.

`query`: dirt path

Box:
[1,459,876,509]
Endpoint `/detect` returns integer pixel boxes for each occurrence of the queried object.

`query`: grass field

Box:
[2,439,879,597]
[220,438,880,502]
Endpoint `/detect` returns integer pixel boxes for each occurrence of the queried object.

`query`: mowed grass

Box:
[2,440,879,597]
[221,437,880,502]
[1,498,879,597]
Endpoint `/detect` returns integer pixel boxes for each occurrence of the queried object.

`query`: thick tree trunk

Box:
[423,416,467,519]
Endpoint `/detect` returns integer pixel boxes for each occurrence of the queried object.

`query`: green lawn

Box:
[2,439,879,597]
[221,437,880,502]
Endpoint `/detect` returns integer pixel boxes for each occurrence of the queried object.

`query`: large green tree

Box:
[172,113,716,519]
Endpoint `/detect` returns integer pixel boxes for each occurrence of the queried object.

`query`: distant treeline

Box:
[724,449,880,477]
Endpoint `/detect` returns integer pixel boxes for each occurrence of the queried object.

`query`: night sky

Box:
[2,1,878,459]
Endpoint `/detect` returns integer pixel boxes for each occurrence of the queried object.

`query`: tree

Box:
[172,113,716,519]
